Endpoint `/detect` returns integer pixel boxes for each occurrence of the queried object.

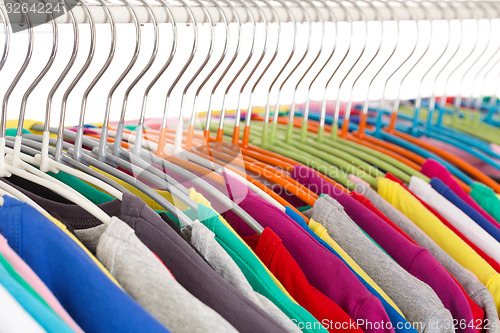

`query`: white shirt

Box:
[409,176,500,265]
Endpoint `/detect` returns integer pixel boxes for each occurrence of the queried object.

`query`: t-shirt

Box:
[75,217,238,333]
[347,191,475,333]
[430,178,500,241]
[0,282,45,332]
[181,221,302,333]
[0,247,73,333]
[385,173,500,273]
[377,178,500,315]
[0,235,83,333]
[421,159,499,225]
[196,204,328,333]
[349,180,495,332]
[305,195,454,333]
[244,227,364,333]
[220,184,397,333]
[409,177,500,265]
[4,176,288,333]
[470,183,500,223]
[0,196,168,333]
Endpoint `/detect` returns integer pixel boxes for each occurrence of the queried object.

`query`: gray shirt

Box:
[352,181,499,332]
[76,217,239,333]
[305,195,454,333]
[182,220,302,333]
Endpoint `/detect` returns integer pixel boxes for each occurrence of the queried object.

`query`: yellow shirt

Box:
[378,178,500,312]
[308,219,405,318]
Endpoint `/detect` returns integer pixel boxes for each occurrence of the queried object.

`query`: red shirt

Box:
[245,228,364,333]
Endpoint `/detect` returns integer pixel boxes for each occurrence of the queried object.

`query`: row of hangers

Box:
[0,0,499,235]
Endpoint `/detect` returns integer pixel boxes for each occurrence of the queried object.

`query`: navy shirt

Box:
[430,178,500,243]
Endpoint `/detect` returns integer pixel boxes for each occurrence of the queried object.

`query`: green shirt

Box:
[197,204,327,333]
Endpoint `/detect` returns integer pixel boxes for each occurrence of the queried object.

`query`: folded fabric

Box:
[0,235,83,333]
[75,217,238,333]
[409,176,500,265]
[470,183,500,223]
[350,180,497,331]
[377,178,500,315]
[421,159,499,225]
[181,220,302,333]
[0,280,46,333]
[430,178,500,241]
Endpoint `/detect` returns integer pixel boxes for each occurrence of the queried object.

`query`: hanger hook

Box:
[341,0,385,137]
[331,0,365,139]
[54,0,97,162]
[214,0,258,143]
[231,0,269,146]
[376,0,417,131]
[241,0,281,148]
[0,0,33,174]
[319,0,353,141]
[97,0,141,161]
[438,1,479,120]
[173,0,228,153]
[289,0,326,144]
[13,0,59,169]
[153,0,200,158]
[200,0,243,149]
[270,0,312,144]
[357,0,399,137]
[114,0,161,157]
[0,0,11,177]
[452,1,489,118]
[412,0,449,129]
[260,0,294,144]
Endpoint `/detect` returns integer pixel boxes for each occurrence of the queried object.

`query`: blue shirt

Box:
[430,178,500,243]
[285,207,417,333]
[0,196,169,333]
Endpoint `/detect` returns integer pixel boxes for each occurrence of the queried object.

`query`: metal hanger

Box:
[0,0,112,224]
[0,0,49,213]
[91,0,266,232]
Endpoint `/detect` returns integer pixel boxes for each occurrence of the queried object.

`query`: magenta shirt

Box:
[421,159,500,228]
[221,175,394,333]
[291,165,475,333]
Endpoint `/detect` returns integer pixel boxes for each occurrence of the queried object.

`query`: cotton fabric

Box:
[0,235,83,333]
[409,176,500,265]
[378,178,500,315]
[305,195,454,333]
[350,180,498,331]
[0,282,46,333]
[182,220,302,333]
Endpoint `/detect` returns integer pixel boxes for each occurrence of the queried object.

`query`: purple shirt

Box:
[221,175,394,333]
[291,165,475,333]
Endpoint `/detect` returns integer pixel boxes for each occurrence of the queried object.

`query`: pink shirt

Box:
[0,235,84,333]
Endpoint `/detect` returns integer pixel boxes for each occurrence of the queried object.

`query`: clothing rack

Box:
[1,0,496,25]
